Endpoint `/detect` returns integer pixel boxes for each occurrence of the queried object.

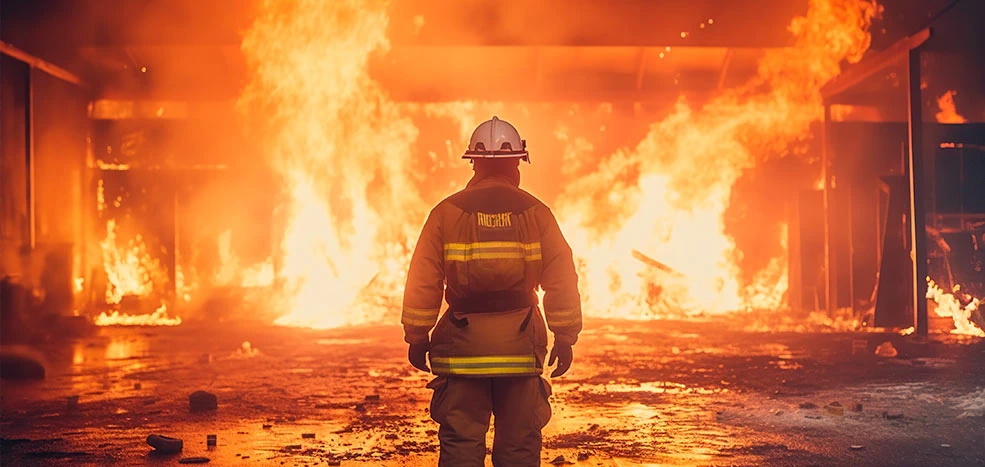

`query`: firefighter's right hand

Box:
[408,343,430,372]
[548,343,573,377]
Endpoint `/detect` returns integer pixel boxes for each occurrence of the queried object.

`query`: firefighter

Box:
[402,116,583,466]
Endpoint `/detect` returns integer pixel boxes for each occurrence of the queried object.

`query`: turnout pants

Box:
[428,375,552,467]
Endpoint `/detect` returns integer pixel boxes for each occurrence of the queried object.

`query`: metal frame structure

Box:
[818,28,932,335]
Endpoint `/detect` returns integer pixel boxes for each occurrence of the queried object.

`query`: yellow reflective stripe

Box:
[547,308,580,317]
[434,367,540,375]
[402,317,436,327]
[548,317,581,327]
[401,306,439,327]
[431,355,540,376]
[431,356,535,364]
[443,242,543,262]
[446,252,526,261]
[402,306,439,318]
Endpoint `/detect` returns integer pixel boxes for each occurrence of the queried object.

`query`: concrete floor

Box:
[2,319,984,466]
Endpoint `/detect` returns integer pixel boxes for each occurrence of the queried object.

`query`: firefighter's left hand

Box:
[548,343,573,377]
[408,343,430,372]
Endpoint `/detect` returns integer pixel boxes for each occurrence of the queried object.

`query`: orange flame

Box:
[935,90,967,124]
[100,219,169,305]
[239,0,421,328]
[95,303,182,327]
[237,0,880,327]
[555,0,878,316]
[927,279,984,337]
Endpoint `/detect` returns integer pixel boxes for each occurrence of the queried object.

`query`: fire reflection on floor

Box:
[1,320,984,466]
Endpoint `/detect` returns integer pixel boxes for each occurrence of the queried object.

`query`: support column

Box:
[25,67,36,250]
[821,103,835,315]
[906,49,929,336]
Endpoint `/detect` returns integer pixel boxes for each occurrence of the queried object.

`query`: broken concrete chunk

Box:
[365,394,381,402]
[147,434,183,454]
[825,405,845,416]
[262,424,273,429]
[550,455,567,465]
[328,461,341,466]
[301,433,315,439]
[577,451,591,461]
[189,391,218,412]
[207,434,217,446]
[850,402,863,412]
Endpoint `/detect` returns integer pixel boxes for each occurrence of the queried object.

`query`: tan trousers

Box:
[428,375,552,467]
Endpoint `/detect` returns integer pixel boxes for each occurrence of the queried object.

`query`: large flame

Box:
[555,0,877,316]
[927,279,984,337]
[239,0,421,328]
[100,219,169,305]
[235,0,881,327]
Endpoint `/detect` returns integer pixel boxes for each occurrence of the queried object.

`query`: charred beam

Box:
[820,28,931,101]
[0,40,87,87]
[631,250,684,277]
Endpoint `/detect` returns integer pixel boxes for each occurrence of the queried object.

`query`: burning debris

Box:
[94,304,182,327]
[926,280,985,337]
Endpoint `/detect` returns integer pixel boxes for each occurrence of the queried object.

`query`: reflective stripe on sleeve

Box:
[430,355,540,376]
[545,308,581,327]
[444,242,542,262]
[401,306,440,327]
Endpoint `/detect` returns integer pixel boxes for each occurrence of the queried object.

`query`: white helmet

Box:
[463,116,529,163]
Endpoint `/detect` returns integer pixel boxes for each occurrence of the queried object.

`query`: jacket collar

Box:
[466,172,520,190]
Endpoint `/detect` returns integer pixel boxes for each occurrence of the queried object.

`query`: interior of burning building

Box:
[2,0,985,465]
[2,0,983,339]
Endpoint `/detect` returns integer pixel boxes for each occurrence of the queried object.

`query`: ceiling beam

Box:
[820,27,931,100]
[0,40,88,87]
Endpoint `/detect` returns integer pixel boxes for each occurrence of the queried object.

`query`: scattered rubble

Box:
[882,411,904,420]
[875,341,898,358]
[798,402,818,409]
[147,434,183,454]
[301,433,316,439]
[850,445,864,450]
[178,457,210,464]
[189,391,218,412]
[206,434,217,446]
[953,388,985,418]
[0,350,46,380]
[550,454,570,465]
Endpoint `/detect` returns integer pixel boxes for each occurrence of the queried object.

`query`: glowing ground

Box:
[2,320,983,466]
